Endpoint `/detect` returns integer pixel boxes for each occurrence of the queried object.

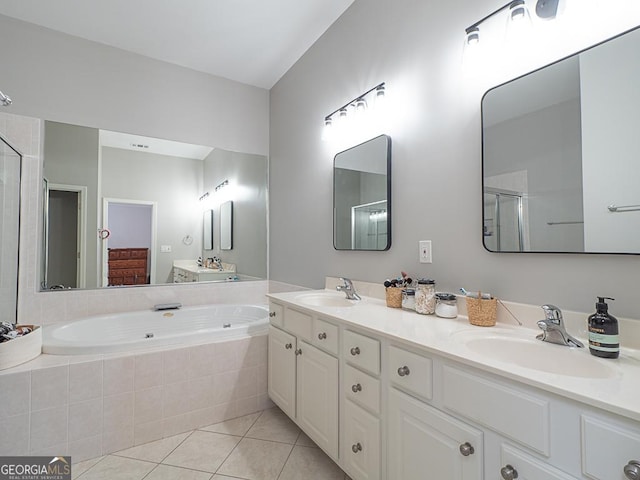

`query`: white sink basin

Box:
[460,334,616,378]
[295,292,357,308]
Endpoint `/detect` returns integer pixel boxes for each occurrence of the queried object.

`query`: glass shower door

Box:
[484,191,523,252]
[0,136,21,323]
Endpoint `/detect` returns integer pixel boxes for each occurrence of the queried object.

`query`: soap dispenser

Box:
[587,297,619,359]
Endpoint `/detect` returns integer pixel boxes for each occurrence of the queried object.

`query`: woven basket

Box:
[385,287,403,308]
[466,294,497,327]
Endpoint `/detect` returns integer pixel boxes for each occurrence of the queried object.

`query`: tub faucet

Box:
[336,277,361,300]
[536,304,584,347]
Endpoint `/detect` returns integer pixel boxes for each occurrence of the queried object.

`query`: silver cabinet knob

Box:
[350,347,360,356]
[318,332,327,340]
[351,383,362,393]
[459,442,475,456]
[295,348,302,356]
[625,460,640,480]
[269,311,276,317]
[397,366,411,377]
[501,465,518,480]
[352,443,362,453]
[285,343,292,350]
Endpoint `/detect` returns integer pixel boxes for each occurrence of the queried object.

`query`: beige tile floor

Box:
[73,407,351,480]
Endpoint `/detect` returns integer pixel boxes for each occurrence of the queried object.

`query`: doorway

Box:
[101,198,156,286]
[45,184,87,289]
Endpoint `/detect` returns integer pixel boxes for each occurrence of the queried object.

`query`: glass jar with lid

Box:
[402,288,416,311]
[435,293,458,318]
[415,279,436,314]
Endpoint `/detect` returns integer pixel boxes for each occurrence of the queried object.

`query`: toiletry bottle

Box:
[587,297,619,359]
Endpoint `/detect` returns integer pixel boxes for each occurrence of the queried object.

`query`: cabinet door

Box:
[268,326,296,418]
[500,444,576,480]
[343,400,380,480]
[296,340,339,459]
[388,388,483,480]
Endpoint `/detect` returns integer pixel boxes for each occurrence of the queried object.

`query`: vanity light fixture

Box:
[323,82,386,140]
[465,0,553,46]
[215,179,229,192]
[199,192,210,202]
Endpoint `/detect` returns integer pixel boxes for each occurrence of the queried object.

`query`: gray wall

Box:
[203,149,268,278]
[0,14,269,156]
[43,121,99,287]
[269,0,640,318]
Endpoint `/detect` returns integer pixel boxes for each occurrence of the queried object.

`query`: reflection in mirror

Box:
[482,26,640,254]
[203,210,213,251]
[0,136,21,322]
[41,121,268,290]
[220,201,233,250]
[334,135,391,251]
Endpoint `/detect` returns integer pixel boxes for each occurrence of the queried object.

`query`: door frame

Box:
[101,198,157,286]
[48,183,87,289]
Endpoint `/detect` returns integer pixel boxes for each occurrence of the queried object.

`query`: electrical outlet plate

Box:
[419,240,432,264]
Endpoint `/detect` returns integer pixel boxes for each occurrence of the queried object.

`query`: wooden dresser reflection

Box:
[108,248,149,286]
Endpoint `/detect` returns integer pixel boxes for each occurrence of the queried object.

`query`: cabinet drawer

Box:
[284,308,312,342]
[344,330,380,376]
[312,317,339,355]
[581,414,640,480]
[343,400,380,480]
[442,365,550,455]
[501,444,576,480]
[344,364,380,414]
[388,345,433,401]
[269,302,284,328]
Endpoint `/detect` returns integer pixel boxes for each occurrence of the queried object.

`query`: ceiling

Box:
[0,0,354,89]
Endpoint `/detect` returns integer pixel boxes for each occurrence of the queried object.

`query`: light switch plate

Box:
[419,240,432,263]
[160,245,172,253]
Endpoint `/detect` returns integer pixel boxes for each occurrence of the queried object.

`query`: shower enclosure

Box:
[0,135,21,323]
[351,200,388,250]
[483,188,525,252]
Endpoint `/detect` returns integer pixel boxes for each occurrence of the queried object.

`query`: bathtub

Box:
[42,304,269,355]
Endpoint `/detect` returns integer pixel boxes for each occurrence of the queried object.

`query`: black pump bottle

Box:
[587,297,619,359]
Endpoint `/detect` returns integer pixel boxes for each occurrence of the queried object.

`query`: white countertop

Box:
[173,260,235,275]
[267,289,640,423]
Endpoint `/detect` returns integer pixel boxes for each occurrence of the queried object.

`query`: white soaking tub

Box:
[42,304,269,354]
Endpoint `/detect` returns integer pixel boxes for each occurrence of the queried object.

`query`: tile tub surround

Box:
[72,408,350,480]
[0,334,271,462]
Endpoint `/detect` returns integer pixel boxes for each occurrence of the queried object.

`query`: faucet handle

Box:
[541,304,563,323]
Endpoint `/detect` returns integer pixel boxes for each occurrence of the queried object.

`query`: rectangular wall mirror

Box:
[220,200,233,250]
[41,121,267,289]
[482,26,640,254]
[203,209,213,250]
[334,134,391,251]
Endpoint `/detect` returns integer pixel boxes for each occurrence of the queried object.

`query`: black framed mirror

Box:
[482,26,640,254]
[333,134,391,251]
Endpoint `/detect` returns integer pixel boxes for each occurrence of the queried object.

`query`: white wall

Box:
[269,0,640,318]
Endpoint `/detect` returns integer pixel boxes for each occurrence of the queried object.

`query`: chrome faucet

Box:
[536,304,584,347]
[336,277,361,300]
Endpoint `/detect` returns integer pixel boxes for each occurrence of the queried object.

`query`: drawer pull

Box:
[351,383,362,393]
[350,347,361,356]
[269,311,276,317]
[352,443,363,453]
[318,332,327,340]
[295,348,303,356]
[397,366,411,377]
[459,442,475,456]
[285,343,293,350]
[625,460,640,480]
[500,465,518,480]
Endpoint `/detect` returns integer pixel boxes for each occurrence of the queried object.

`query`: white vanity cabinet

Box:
[267,302,339,459]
